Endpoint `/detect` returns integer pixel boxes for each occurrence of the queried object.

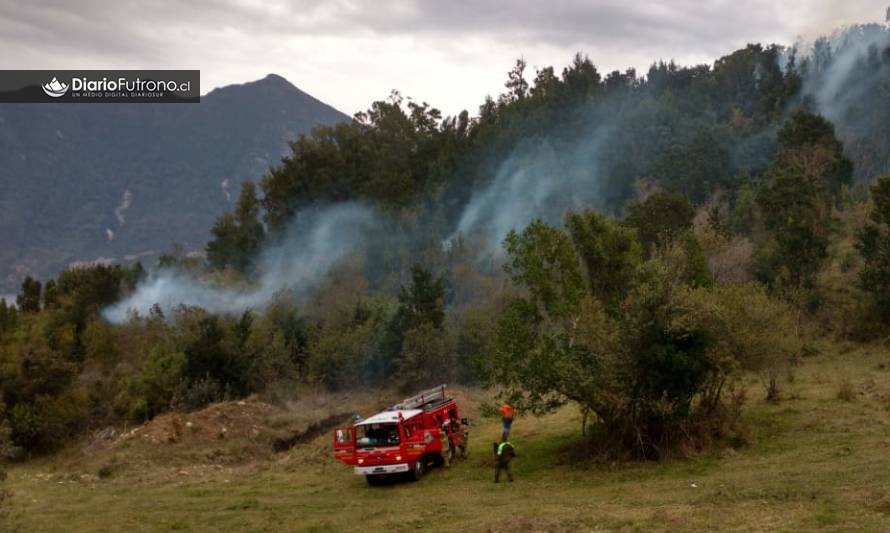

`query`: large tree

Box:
[754,109,849,292]
[16,276,41,313]
[857,175,890,320]
[756,170,830,290]
[380,265,447,383]
[624,192,696,253]
[775,109,853,198]
[489,218,610,415]
[206,181,265,272]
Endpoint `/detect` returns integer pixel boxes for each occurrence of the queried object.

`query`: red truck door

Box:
[332,427,356,465]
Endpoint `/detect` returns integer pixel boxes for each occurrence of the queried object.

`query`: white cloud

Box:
[0,0,885,115]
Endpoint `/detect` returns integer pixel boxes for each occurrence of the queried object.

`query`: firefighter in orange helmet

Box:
[499,403,515,440]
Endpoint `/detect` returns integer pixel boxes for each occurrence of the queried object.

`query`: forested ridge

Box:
[2,22,890,460]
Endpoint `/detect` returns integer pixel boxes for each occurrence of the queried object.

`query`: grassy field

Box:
[5,340,890,532]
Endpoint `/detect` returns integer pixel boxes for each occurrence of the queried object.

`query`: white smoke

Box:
[103,202,379,323]
[450,127,611,250]
[788,20,890,179]
[106,125,613,323]
[114,189,133,226]
[221,179,231,202]
[801,22,890,122]
[105,228,115,241]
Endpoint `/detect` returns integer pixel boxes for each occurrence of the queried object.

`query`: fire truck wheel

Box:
[411,457,425,481]
[446,441,456,464]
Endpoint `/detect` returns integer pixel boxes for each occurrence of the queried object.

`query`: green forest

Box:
[2,23,890,464]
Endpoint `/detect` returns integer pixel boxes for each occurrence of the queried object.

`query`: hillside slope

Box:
[0,74,348,293]
[5,343,890,532]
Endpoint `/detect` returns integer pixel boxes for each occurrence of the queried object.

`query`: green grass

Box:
[6,342,890,531]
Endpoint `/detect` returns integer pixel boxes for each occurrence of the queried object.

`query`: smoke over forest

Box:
[9,13,890,524]
[100,19,890,323]
[104,203,380,322]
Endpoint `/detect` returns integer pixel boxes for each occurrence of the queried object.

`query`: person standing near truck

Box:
[499,403,515,440]
[439,422,454,467]
[493,439,516,483]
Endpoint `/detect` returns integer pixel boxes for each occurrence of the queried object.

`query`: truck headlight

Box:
[395,455,402,461]
[357,458,364,464]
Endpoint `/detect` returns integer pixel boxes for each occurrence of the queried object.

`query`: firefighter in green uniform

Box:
[493,439,515,482]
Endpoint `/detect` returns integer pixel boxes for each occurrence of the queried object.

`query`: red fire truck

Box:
[332,385,469,485]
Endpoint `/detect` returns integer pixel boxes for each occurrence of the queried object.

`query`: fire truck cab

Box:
[332,385,468,485]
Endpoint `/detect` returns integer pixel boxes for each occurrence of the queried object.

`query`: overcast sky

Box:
[0,1,885,116]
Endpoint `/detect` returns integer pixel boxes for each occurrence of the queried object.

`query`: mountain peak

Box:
[0,74,349,292]
[203,73,303,100]
[201,74,347,115]
[258,73,291,86]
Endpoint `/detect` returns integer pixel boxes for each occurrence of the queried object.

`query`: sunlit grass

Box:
[6,342,890,531]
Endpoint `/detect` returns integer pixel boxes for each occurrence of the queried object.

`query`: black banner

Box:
[0,70,200,103]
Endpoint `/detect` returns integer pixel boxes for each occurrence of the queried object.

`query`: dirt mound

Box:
[116,399,280,448]
[69,386,490,477]
[75,397,345,471]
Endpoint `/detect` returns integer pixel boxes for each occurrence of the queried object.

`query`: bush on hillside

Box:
[671,283,801,402]
[484,212,798,459]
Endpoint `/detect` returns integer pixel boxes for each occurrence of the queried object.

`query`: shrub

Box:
[657,232,714,288]
[487,211,808,458]
[396,323,456,391]
[127,348,187,421]
[624,191,696,252]
[453,300,501,384]
[307,321,380,390]
[172,308,251,400]
[82,319,120,367]
[305,295,391,390]
[0,406,13,522]
[857,175,890,321]
[0,407,20,460]
[175,377,227,411]
[671,283,801,402]
[245,316,300,392]
[0,467,9,527]
[381,264,446,373]
[488,217,733,458]
[8,393,87,453]
[0,318,85,452]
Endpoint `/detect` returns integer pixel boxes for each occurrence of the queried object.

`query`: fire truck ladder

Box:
[390,384,447,411]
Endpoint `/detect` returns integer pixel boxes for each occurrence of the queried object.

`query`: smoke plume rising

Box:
[105,12,890,323]
[451,127,611,250]
[103,203,379,323]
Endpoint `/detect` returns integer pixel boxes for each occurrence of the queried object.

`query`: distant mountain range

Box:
[0,74,348,293]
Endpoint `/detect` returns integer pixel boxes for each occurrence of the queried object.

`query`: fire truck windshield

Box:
[356,423,400,448]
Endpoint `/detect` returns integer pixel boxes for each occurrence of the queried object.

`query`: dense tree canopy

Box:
[4,27,890,459]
